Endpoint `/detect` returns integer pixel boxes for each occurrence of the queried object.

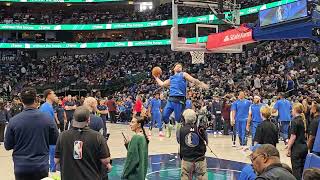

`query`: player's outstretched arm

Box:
[183,72,209,89]
[154,76,170,88]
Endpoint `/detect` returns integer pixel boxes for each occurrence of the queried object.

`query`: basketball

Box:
[152,67,162,77]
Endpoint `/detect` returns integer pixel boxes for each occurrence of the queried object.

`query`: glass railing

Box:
[0,0,297,31]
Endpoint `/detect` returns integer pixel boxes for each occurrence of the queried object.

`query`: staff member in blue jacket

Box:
[5,87,59,180]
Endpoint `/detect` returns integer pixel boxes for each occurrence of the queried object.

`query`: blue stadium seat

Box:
[304,153,320,170]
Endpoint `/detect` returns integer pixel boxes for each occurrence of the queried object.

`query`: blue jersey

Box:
[150,98,161,113]
[239,165,256,180]
[231,99,251,122]
[39,102,55,121]
[185,100,192,109]
[124,100,132,111]
[169,72,187,97]
[250,103,263,123]
[274,99,292,121]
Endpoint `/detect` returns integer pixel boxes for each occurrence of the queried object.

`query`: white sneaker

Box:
[218,131,223,135]
[159,131,164,137]
[148,130,152,136]
[214,132,217,135]
[232,141,236,147]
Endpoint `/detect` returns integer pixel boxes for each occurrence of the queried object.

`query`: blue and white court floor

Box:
[0,123,291,180]
[110,154,245,179]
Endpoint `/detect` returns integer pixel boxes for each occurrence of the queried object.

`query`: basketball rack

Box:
[171,0,243,60]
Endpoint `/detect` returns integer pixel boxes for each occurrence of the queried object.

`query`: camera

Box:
[196,106,210,133]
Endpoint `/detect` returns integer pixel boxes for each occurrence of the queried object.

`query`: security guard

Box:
[177,109,208,180]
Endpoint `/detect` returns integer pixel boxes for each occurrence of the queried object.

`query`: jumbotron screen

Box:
[259,0,308,27]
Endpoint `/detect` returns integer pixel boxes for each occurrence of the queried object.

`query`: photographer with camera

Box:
[177,109,208,180]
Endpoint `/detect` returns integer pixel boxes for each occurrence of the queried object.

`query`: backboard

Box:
[171,0,242,53]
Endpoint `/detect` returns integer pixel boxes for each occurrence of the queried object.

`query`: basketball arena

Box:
[0,0,320,180]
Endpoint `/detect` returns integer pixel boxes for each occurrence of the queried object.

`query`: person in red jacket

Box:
[134,95,142,116]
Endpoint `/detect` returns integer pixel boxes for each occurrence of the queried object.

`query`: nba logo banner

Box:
[73,141,83,160]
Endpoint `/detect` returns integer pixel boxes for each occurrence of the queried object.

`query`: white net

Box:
[190,51,204,64]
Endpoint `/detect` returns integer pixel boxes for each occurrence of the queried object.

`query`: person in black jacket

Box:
[251,144,296,180]
[254,105,279,147]
[0,99,10,145]
[287,103,308,180]
[307,103,320,154]
[4,87,59,180]
[177,109,208,180]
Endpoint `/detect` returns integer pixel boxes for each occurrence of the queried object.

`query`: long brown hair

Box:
[293,103,307,132]
[135,116,150,144]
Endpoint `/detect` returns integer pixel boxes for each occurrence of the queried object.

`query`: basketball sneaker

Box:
[159,131,164,137]
[176,123,181,131]
[148,130,152,136]
[165,124,173,138]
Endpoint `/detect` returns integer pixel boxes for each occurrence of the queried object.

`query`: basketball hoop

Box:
[190,51,204,64]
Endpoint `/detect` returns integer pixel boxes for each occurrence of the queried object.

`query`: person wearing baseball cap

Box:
[55,106,112,180]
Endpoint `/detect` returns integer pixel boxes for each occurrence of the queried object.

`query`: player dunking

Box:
[153,63,209,137]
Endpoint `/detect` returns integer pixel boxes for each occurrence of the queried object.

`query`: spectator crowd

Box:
[1,38,319,100]
[0,37,320,180]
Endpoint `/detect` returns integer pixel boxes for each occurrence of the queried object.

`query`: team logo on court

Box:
[185,132,199,148]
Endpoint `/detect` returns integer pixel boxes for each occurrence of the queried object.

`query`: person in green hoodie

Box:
[122,116,149,180]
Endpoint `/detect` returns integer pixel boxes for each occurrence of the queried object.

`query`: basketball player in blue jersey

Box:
[246,96,263,146]
[273,93,292,144]
[231,91,252,146]
[148,92,163,136]
[154,63,209,137]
